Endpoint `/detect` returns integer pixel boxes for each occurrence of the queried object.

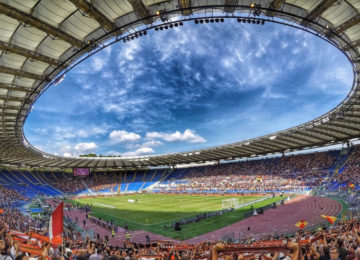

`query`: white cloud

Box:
[122,147,155,157]
[262,86,287,99]
[92,56,106,72]
[74,142,98,152]
[63,152,72,157]
[105,150,122,156]
[146,129,206,143]
[109,130,141,143]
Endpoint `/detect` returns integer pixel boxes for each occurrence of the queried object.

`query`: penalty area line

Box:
[94,202,115,208]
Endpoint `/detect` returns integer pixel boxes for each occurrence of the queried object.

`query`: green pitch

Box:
[74,194,283,240]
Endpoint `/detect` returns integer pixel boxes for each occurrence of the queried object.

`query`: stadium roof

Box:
[0,0,360,169]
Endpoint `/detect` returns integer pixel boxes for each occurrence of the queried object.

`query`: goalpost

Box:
[222,198,239,209]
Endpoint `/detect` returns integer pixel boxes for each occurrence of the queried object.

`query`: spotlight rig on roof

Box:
[122,30,147,43]
[237,18,265,25]
[154,21,183,31]
[194,18,224,24]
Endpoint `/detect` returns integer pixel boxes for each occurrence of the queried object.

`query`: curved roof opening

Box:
[24,19,352,158]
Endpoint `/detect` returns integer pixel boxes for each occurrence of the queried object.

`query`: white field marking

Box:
[94,202,115,208]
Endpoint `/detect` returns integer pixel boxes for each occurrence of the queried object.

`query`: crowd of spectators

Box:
[45,172,120,194]
[0,185,29,204]
[1,146,359,198]
[157,151,337,193]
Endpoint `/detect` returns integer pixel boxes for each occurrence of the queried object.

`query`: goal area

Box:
[222,198,239,209]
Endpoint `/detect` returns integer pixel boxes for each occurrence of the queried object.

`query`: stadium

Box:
[0,0,360,259]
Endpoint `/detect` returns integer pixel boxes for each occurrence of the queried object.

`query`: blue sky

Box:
[24,19,353,157]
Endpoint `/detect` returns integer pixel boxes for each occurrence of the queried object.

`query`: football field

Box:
[74,194,283,240]
[75,194,259,224]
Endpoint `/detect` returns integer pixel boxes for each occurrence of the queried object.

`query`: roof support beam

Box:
[0,95,25,102]
[270,138,298,148]
[301,0,338,26]
[20,157,44,165]
[196,154,222,162]
[342,114,360,121]
[327,121,360,133]
[277,135,309,146]
[209,149,239,159]
[261,139,288,150]
[178,0,192,16]
[293,131,330,142]
[0,83,35,93]
[251,142,279,153]
[0,2,83,48]
[0,40,62,66]
[68,0,115,31]
[232,145,262,154]
[266,0,285,17]
[343,40,360,52]
[224,0,238,13]
[127,0,152,25]
[0,65,43,81]
[1,113,18,117]
[1,105,25,110]
[335,15,360,34]
[148,158,168,166]
[319,124,358,136]
[307,128,343,140]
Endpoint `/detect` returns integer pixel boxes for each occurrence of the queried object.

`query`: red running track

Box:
[184,195,342,244]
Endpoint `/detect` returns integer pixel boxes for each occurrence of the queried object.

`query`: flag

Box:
[0,209,3,214]
[49,202,63,244]
[321,215,337,224]
[257,177,263,182]
[11,231,42,247]
[19,243,43,256]
[349,183,355,189]
[295,220,307,229]
[30,232,50,243]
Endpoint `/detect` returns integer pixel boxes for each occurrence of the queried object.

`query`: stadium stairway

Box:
[332,147,352,176]
[183,195,342,244]
[80,180,94,194]
[30,171,47,184]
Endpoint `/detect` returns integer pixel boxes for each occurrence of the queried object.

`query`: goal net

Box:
[222,198,239,209]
